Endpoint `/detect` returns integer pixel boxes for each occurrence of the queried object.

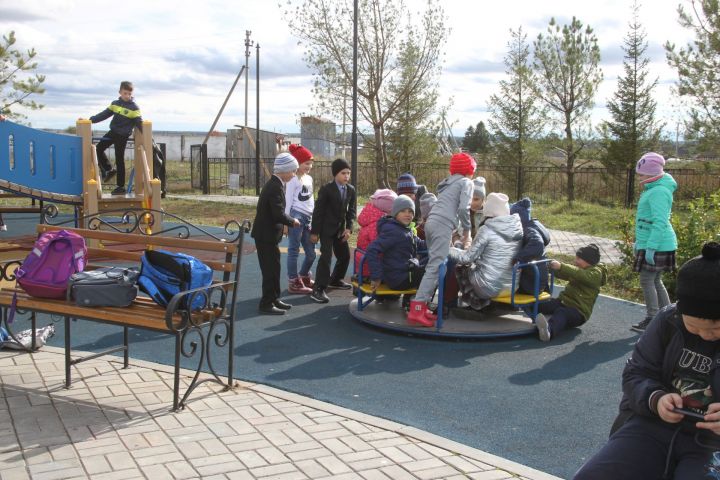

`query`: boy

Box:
[90,81,143,195]
[251,153,301,315]
[366,195,426,292]
[284,144,316,294]
[310,158,356,303]
[535,243,607,341]
[409,152,475,326]
[574,242,720,480]
[396,172,427,224]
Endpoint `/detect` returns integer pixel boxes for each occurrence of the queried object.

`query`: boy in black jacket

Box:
[309,159,356,303]
[89,81,143,195]
[251,153,300,315]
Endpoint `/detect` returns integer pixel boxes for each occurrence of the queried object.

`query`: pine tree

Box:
[601,1,662,171]
[462,125,477,152]
[488,27,546,170]
[0,31,45,120]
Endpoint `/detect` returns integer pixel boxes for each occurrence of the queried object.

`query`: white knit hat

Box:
[273,152,299,173]
[483,192,510,218]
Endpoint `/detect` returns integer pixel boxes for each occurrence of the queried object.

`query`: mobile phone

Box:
[673,407,707,420]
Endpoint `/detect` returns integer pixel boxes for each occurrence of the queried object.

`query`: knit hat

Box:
[576,243,601,266]
[396,173,419,195]
[391,195,416,218]
[483,192,510,218]
[288,144,313,164]
[419,192,437,219]
[449,152,477,176]
[273,152,299,174]
[473,176,486,200]
[331,158,351,176]
[636,152,665,176]
[370,188,397,214]
[676,242,720,319]
[510,197,532,228]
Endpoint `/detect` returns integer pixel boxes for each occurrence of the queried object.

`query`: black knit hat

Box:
[576,243,601,266]
[332,158,351,176]
[676,242,720,319]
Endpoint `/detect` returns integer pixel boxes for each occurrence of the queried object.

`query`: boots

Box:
[300,274,314,288]
[288,277,312,294]
[407,300,435,327]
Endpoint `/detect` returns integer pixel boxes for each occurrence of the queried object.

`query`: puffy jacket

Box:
[90,97,143,137]
[366,216,426,289]
[429,174,474,231]
[555,262,607,321]
[355,202,388,277]
[448,213,524,298]
[635,173,678,252]
[516,225,549,295]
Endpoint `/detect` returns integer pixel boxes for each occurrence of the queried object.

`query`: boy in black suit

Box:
[251,153,301,315]
[310,159,356,303]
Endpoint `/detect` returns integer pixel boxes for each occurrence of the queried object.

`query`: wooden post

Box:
[76,119,94,227]
[133,121,153,198]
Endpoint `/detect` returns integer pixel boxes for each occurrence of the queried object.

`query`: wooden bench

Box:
[0,209,250,411]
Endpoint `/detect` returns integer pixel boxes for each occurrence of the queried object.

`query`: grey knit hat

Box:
[273,152,299,174]
[391,195,416,218]
[473,176,487,199]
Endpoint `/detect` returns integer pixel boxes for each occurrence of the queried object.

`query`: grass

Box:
[532,201,633,239]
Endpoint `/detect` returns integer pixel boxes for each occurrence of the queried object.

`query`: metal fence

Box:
[190,151,720,205]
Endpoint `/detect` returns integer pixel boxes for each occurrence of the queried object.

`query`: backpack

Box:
[16,230,87,299]
[68,266,140,307]
[137,249,213,310]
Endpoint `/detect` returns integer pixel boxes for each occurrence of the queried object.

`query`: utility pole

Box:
[244,30,253,128]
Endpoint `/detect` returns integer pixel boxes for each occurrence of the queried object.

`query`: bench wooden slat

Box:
[85,248,235,273]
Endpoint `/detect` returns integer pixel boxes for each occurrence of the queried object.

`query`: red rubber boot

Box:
[407,300,435,327]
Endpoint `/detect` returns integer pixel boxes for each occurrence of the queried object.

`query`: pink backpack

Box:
[16,230,87,299]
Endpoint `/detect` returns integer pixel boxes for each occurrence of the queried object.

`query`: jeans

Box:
[535,298,585,335]
[96,130,129,187]
[286,209,316,279]
[639,268,670,318]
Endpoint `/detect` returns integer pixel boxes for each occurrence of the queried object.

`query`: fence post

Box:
[516,165,523,201]
[625,168,635,208]
[201,144,209,195]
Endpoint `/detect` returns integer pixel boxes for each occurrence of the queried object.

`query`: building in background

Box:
[301,116,335,159]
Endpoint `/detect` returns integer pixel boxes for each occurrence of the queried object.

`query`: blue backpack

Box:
[137,249,213,310]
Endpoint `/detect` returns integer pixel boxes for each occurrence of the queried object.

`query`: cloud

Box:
[0,6,50,22]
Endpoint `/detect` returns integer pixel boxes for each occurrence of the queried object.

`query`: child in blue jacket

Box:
[366,196,427,292]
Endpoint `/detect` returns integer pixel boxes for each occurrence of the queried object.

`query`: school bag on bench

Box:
[68,266,140,307]
[137,249,213,310]
[8,229,87,323]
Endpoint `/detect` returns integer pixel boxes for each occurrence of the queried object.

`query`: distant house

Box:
[301,116,335,159]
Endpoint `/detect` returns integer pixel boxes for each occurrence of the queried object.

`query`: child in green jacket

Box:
[535,243,608,342]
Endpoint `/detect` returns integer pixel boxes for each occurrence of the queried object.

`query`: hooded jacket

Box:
[635,173,678,252]
[366,216,426,290]
[428,174,473,232]
[90,97,143,137]
[510,199,551,294]
[555,261,608,321]
[448,213,524,298]
[356,202,389,277]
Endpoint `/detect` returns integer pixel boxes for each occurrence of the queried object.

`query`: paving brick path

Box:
[0,347,560,480]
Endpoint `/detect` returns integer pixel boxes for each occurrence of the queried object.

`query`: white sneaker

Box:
[536,313,551,342]
[0,225,6,231]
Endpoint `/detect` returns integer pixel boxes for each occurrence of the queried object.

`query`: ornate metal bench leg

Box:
[65,317,71,389]
[227,316,234,390]
[173,333,181,411]
[123,326,129,368]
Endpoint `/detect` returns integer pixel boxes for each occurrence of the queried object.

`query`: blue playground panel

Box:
[0,121,83,197]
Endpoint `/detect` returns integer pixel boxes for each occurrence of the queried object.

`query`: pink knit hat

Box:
[636,152,665,176]
[370,188,397,214]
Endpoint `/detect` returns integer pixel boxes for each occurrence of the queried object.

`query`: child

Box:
[416,192,437,240]
[574,242,720,480]
[510,197,551,295]
[451,176,485,246]
[356,188,397,277]
[630,152,678,333]
[448,192,523,310]
[396,172,428,224]
[408,152,475,326]
[310,158,356,303]
[90,81,143,195]
[535,244,607,342]
[366,196,426,291]
[284,144,316,294]
[251,153,301,315]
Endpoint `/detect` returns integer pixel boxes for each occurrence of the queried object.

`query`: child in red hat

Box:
[407,152,476,326]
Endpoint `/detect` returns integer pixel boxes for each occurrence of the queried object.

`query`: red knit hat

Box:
[449,152,476,176]
[289,144,314,164]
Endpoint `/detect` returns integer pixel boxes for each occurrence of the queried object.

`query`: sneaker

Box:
[103,168,117,182]
[631,317,652,333]
[111,186,126,195]
[288,277,312,294]
[299,274,315,288]
[536,313,551,342]
[328,279,352,290]
[310,288,330,304]
[0,225,6,231]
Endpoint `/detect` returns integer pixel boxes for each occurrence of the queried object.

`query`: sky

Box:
[0,0,696,138]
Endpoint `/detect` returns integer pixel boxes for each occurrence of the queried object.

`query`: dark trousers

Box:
[536,298,585,335]
[574,416,714,480]
[96,131,129,187]
[315,233,350,289]
[256,241,281,307]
